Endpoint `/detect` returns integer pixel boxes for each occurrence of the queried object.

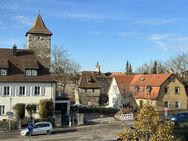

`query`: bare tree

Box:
[136,60,166,74]
[114,83,137,113]
[51,45,81,93]
[165,53,188,76]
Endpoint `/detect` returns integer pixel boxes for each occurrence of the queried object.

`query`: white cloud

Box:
[13,16,33,26]
[147,34,188,52]
[130,18,179,26]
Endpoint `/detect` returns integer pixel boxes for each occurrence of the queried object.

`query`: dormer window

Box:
[25,69,38,76]
[32,70,37,76]
[0,69,7,76]
[146,85,152,95]
[88,77,95,83]
[134,85,139,94]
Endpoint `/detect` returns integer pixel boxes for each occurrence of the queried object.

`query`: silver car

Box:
[21,122,53,136]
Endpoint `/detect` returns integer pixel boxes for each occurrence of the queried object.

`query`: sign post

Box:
[6,111,13,131]
[28,124,33,141]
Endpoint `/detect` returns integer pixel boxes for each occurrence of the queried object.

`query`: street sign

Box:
[6,111,13,118]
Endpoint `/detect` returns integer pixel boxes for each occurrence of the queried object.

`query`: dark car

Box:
[171,112,188,122]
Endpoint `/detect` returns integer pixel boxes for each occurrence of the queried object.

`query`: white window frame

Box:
[25,69,38,76]
[1,69,7,75]
[32,70,37,76]
[3,86,10,96]
[19,86,25,96]
[175,101,180,109]
[164,101,169,108]
[0,105,5,115]
[25,70,32,76]
[34,86,41,95]
[175,86,180,94]
[165,87,169,94]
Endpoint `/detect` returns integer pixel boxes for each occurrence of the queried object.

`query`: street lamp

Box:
[9,97,12,131]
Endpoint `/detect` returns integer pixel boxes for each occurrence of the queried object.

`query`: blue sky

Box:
[0,0,188,72]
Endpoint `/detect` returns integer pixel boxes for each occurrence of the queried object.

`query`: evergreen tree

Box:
[128,64,133,75]
[152,61,157,74]
[125,61,129,73]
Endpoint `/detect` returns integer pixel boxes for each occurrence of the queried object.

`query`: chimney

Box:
[13,44,17,56]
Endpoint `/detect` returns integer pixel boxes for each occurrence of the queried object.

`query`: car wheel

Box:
[46,130,51,135]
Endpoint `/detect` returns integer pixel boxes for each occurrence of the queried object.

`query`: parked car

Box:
[20,122,53,136]
[171,112,188,122]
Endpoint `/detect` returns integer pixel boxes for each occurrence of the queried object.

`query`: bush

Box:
[0,120,17,130]
[78,107,118,115]
[21,117,29,128]
[39,99,54,119]
[13,103,25,119]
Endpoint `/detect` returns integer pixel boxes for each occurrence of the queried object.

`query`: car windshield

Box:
[33,123,50,128]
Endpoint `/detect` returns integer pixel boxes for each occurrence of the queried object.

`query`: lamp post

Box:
[9,97,12,131]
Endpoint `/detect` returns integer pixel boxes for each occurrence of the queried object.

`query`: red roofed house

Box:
[108,73,187,111]
[0,45,56,120]
[107,73,136,108]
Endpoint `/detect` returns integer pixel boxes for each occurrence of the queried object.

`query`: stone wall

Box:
[27,34,51,69]
[78,88,100,106]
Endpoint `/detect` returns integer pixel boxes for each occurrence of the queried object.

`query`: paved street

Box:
[0,117,134,141]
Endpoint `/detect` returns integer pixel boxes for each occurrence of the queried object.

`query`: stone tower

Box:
[26,14,52,69]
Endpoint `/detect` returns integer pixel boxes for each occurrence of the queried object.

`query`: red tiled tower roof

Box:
[25,14,52,36]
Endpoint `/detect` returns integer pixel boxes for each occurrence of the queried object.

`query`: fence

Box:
[118,113,134,121]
